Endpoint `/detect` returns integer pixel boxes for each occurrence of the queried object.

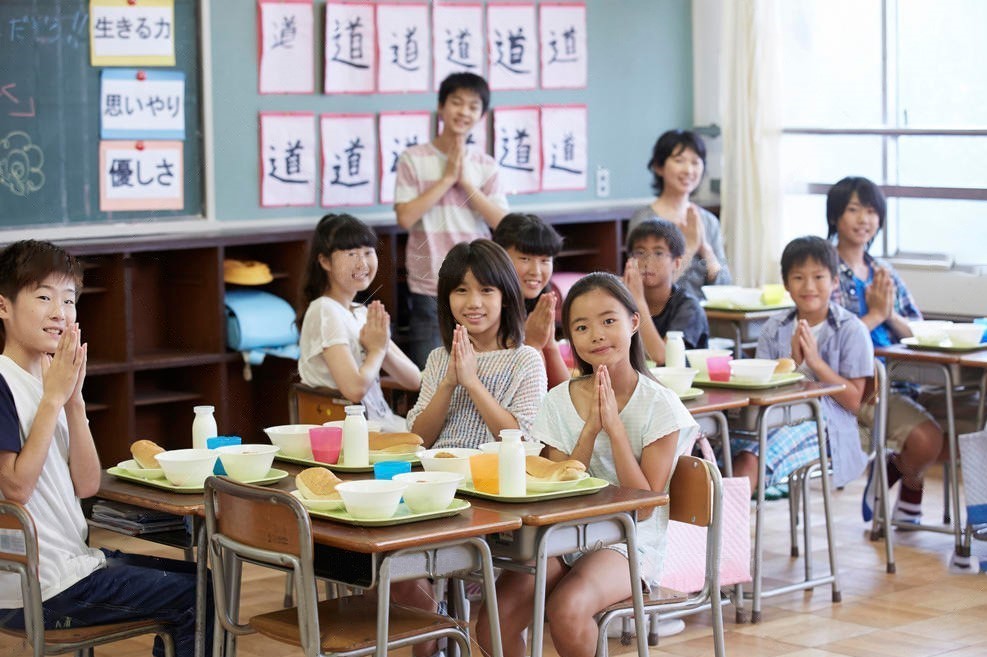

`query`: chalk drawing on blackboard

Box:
[0,131,45,197]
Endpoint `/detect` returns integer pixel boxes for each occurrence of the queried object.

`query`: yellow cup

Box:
[469,454,500,494]
[761,284,786,305]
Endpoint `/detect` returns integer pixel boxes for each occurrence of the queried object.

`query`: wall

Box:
[209,0,694,222]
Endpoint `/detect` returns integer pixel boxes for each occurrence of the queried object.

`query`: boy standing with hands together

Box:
[394,73,509,368]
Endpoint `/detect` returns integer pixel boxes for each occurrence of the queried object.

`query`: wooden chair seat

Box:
[0,617,166,646]
[598,586,690,617]
[251,596,464,653]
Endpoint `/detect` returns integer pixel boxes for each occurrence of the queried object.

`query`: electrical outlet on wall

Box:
[596,166,610,198]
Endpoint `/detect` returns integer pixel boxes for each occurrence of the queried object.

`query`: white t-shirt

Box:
[531,374,698,585]
[298,297,407,432]
[0,356,105,607]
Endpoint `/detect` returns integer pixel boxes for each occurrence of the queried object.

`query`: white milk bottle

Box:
[498,429,527,496]
[191,405,217,450]
[342,405,369,467]
[665,331,686,368]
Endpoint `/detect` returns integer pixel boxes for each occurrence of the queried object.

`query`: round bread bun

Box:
[369,432,423,451]
[774,357,797,374]
[295,467,342,501]
[525,455,587,482]
[131,439,165,470]
[434,451,457,459]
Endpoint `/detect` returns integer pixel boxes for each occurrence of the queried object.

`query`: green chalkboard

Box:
[0,0,202,227]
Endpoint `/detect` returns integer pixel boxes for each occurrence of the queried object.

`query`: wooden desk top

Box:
[875,344,963,365]
[703,307,792,321]
[958,351,987,368]
[466,485,667,527]
[97,471,207,516]
[747,380,845,406]
[684,389,750,414]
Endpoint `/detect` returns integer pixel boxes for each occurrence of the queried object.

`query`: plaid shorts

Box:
[731,420,820,489]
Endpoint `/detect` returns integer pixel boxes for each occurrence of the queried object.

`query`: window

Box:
[778,0,987,266]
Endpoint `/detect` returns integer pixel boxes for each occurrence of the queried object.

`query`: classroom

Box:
[0,1,985,656]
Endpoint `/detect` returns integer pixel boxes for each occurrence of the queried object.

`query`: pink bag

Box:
[660,437,752,592]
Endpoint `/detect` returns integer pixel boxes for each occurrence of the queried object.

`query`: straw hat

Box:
[223,259,273,285]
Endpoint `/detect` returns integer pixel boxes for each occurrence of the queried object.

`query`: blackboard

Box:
[0,0,202,227]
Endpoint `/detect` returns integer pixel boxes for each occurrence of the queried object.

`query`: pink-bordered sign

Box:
[378,110,432,204]
[493,105,541,194]
[432,2,485,90]
[324,1,377,94]
[539,1,587,90]
[486,2,537,91]
[99,140,184,211]
[321,113,377,207]
[257,0,315,95]
[376,3,430,94]
[259,112,317,208]
[540,104,587,191]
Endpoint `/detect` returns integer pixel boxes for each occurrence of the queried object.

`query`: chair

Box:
[289,382,350,425]
[595,455,726,657]
[864,360,896,573]
[203,475,470,657]
[0,501,175,657]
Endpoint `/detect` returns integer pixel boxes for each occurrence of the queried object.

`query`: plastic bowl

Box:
[263,424,320,459]
[730,287,765,307]
[701,285,743,304]
[335,480,407,520]
[216,444,279,482]
[478,441,545,457]
[420,448,483,481]
[945,323,986,347]
[684,348,732,374]
[729,359,778,385]
[908,320,952,346]
[155,449,218,487]
[391,471,464,513]
[650,366,698,394]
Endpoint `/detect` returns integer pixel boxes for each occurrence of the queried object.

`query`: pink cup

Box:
[309,426,342,464]
[706,356,733,382]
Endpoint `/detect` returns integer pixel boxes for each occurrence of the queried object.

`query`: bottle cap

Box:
[344,405,365,414]
[667,331,684,338]
[193,405,215,413]
[499,429,523,442]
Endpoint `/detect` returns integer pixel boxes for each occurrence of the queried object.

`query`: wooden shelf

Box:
[134,389,204,407]
[132,351,226,370]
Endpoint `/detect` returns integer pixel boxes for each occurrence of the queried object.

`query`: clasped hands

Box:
[441,324,481,391]
[42,323,87,408]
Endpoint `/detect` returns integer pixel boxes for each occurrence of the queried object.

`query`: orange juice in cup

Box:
[469,454,500,494]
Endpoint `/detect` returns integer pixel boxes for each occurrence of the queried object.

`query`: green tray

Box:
[456,476,609,502]
[693,372,805,390]
[701,300,795,312]
[307,498,470,526]
[900,337,987,353]
[677,387,704,401]
[107,467,288,493]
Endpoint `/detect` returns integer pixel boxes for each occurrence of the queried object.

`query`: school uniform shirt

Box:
[298,296,407,433]
[394,143,509,298]
[755,304,874,487]
[0,357,105,607]
[832,252,922,347]
[650,284,710,349]
[530,375,698,586]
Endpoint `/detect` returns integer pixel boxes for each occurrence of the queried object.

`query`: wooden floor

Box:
[3,467,985,657]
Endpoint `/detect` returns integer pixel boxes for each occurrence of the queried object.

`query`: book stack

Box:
[90,501,187,536]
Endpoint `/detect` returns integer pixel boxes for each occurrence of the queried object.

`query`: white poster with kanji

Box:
[321,114,377,207]
[437,116,488,154]
[90,0,176,67]
[260,112,317,207]
[258,0,314,94]
[99,140,183,211]
[493,106,540,194]
[379,111,431,204]
[486,3,537,91]
[377,3,430,93]
[324,1,376,94]
[540,105,587,191]
[433,3,485,89]
[539,2,587,89]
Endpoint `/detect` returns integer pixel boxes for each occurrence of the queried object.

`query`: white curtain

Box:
[719,0,784,286]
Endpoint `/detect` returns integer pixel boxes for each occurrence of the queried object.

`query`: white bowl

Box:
[478,441,544,457]
[216,444,279,482]
[701,285,743,304]
[650,367,698,394]
[290,489,345,512]
[730,287,765,307]
[155,449,218,487]
[335,480,407,520]
[391,471,464,513]
[263,424,320,459]
[117,459,164,480]
[945,323,985,347]
[908,320,952,346]
[729,359,778,385]
[420,448,482,481]
[322,420,382,432]
[684,349,732,374]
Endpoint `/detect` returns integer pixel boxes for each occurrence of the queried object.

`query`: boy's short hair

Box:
[492,213,564,257]
[826,176,887,242]
[781,236,839,281]
[625,220,686,258]
[438,73,490,114]
[0,240,82,301]
[647,130,707,195]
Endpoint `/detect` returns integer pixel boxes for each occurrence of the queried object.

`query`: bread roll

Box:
[525,455,587,482]
[369,432,423,451]
[434,451,457,459]
[131,440,164,469]
[295,467,342,501]
[774,357,796,374]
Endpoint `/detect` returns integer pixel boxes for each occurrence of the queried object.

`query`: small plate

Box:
[369,447,426,464]
[107,467,289,493]
[900,337,987,352]
[116,459,164,480]
[306,498,470,526]
[693,372,805,389]
[457,476,609,502]
[276,452,373,473]
[289,489,345,512]
[677,387,704,401]
[525,471,590,493]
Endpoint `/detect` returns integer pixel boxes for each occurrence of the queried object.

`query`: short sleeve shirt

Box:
[650,284,710,349]
[0,375,19,453]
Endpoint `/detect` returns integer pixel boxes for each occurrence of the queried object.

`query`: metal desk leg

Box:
[618,512,649,657]
[751,406,770,623]
[977,370,987,432]
[811,398,842,603]
[474,537,504,657]
[942,367,968,558]
[529,534,550,657]
[193,520,208,657]
[375,563,393,657]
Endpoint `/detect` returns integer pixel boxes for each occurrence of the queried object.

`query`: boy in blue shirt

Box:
[732,236,873,493]
[0,240,211,657]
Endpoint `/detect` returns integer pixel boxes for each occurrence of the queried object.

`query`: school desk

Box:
[703,306,792,357]
[683,388,751,478]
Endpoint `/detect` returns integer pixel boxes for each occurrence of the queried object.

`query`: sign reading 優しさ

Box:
[90,0,176,67]
[99,140,184,211]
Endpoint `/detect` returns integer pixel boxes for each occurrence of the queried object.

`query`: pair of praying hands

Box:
[442,139,474,192]
[790,319,821,370]
[359,301,391,354]
[525,291,558,349]
[584,365,622,438]
[441,324,481,390]
[865,266,896,322]
[42,323,87,408]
